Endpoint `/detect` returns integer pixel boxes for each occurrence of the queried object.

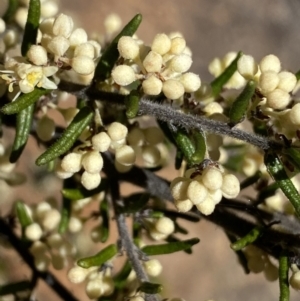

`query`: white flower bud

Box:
[61,152,82,173]
[289,103,300,125]
[143,51,163,73]
[221,174,240,198]
[68,266,89,283]
[71,55,95,75]
[47,233,64,249]
[25,223,43,241]
[52,14,74,38]
[143,127,164,145]
[4,29,18,47]
[86,278,104,299]
[39,18,55,35]
[0,18,6,34]
[201,167,223,190]
[92,132,112,152]
[237,55,258,79]
[81,171,101,190]
[170,37,186,55]
[30,241,47,256]
[35,202,51,221]
[47,36,70,57]
[208,189,223,204]
[56,165,74,179]
[26,45,48,66]
[36,115,55,141]
[34,254,51,271]
[187,180,208,205]
[142,75,163,95]
[82,151,103,173]
[149,229,167,241]
[41,1,59,18]
[259,54,281,73]
[151,33,171,55]
[264,262,278,282]
[266,89,290,110]
[169,54,192,73]
[277,71,297,93]
[175,199,193,212]
[15,8,28,28]
[69,28,88,47]
[114,160,132,173]
[180,72,201,92]
[290,271,300,290]
[155,217,175,235]
[110,138,126,150]
[127,127,145,146]
[42,209,61,231]
[107,122,128,141]
[74,43,96,59]
[144,259,163,277]
[68,216,83,233]
[112,65,136,86]
[129,297,145,301]
[203,102,223,115]
[118,36,139,59]
[104,14,122,35]
[115,145,136,166]
[223,52,238,67]
[196,197,215,215]
[209,57,222,77]
[259,71,279,94]
[88,40,101,58]
[142,145,161,167]
[171,177,190,201]
[162,79,185,99]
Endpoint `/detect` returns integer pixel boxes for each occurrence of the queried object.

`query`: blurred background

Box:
[2,0,300,300]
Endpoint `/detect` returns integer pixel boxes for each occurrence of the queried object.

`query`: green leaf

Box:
[94,14,142,81]
[141,238,200,255]
[139,282,163,294]
[1,88,48,115]
[229,80,256,126]
[279,251,290,301]
[58,197,71,234]
[210,51,243,96]
[230,226,263,251]
[257,182,278,200]
[77,244,118,269]
[99,199,109,243]
[282,147,300,171]
[191,131,206,164]
[9,104,35,163]
[15,201,32,237]
[265,152,300,217]
[0,280,32,296]
[21,0,41,56]
[36,106,94,166]
[3,0,18,22]
[122,193,150,213]
[125,90,140,118]
[240,171,262,190]
[114,260,132,289]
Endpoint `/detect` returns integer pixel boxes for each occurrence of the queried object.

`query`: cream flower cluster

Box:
[112,33,201,99]
[209,52,246,89]
[238,54,297,110]
[127,124,167,168]
[170,164,240,215]
[68,266,114,299]
[19,201,76,271]
[244,245,278,281]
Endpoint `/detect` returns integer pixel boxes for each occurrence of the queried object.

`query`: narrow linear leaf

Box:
[15,201,32,229]
[141,238,200,256]
[94,14,142,81]
[21,0,41,56]
[257,182,278,200]
[229,80,256,126]
[279,251,290,301]
[1,88,48,115]
[211,51,243,96]
[240,171,262,190]
[230,226,263,251]
[36,106,94,166]
[58,197,71,234]
[166,236,192,254]
[296,70,300,81]
[125,90,140,118]
[265,152,300,217]
[282,147,300,171]
[77,244,118,269]
[139,282,163,294]
[3,0,18,22]
[0,280,32,296]
[10,104,35,163]
[99,199,109,243]
[114,260,132,289]
[191,131,206,164]
[122,193,150,213]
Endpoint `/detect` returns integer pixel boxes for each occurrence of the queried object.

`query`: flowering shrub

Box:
[1,1,300,301]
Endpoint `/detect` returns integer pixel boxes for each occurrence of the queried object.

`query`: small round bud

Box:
[82,151,103,173]
[92,132,112,152]
[290,104,300,125]
[201,167,223,190]
[61,152,82,173]
[112,65,136,86]
[107,122,128,141]
[130,297,145,301]
[118,36,139,59]
[114,160,132,173]
[149,229,167,241]
[69,28,88,47]
[142,145,161,167]
[180,72,201,92]
[35,202,51,221]
[81,171,101,190]
[143,127,164,145]
[115,145,136,166]
[52,14,74,38]
[264,262,278,282]
[74,43,96,59]
[259,71,279,94]
[277,71,297,93]
[47,233,64,249]
[162,79,185,99]
[127,127,145,146]
[196,197,215,215]
[34,254,51,271]
[86,278,104,299]
[39,18,55,35]
[237,54,258,79]
[144,259,163,277]
[143,51,163,73]
[259,54,281,73]
[221,174,240,198]
[25,223,43,241]
[266,89,290,110]
[187,180,208,205]
[47,36,70,57]
[142,75,163,95]
[203,102,223,116]
[151,33,171,55]
[170,37,186,55]
[171,178,190,201]
[41,1,59,18]
[71,55,95,75]
[155,217,175,235]
[290,271,300,290]
[27,45,48,66]
[42,209,61,231]
[104,14,122,35]
[56,165,74,179]
[208,189,223,204]
[209,57,222,77]
[0,18,6,34]
[169,54,192,73]
[175,199,193,212]
[30,241,47,256]
[223,52,238,67]
[68,216,83,233]
[36,115,55,141]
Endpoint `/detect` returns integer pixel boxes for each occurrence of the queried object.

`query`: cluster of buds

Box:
[244,245,278,282]
[127,124,167,168]
[112,33,201,100]
[68,265,114,299]
[170,162,240,215]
